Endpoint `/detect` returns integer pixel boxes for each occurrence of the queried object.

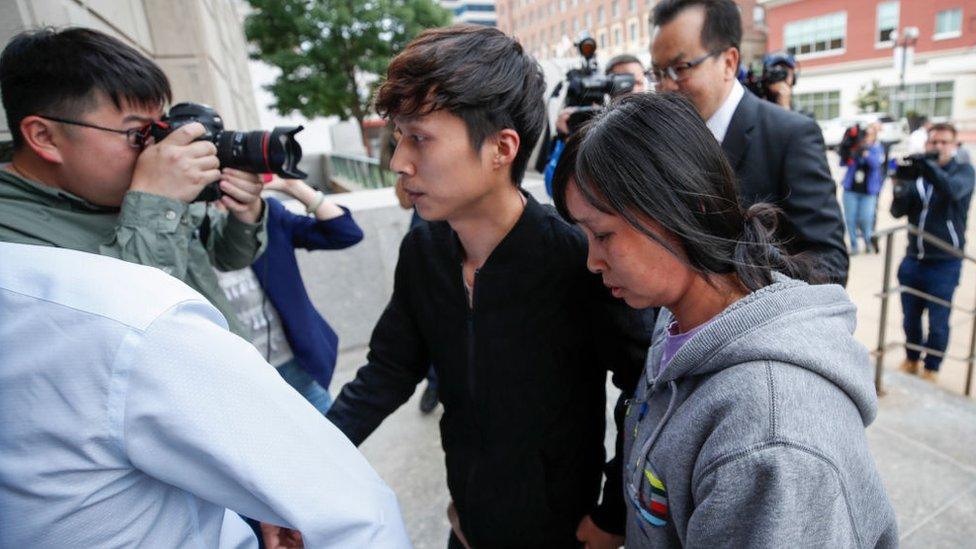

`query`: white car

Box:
[820,113,909,149]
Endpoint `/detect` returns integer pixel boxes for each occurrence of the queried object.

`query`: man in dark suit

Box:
[650,0,849,285]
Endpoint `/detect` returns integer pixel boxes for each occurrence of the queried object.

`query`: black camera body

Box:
[889,151,938,217]
[892,151,938,181]
[741,64,790,104]
[149,102,307,202]
[561,38,635,133]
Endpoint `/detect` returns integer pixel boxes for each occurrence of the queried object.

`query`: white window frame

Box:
[875,1,899,48]
[934,8,963,40]
[784,11,847,60]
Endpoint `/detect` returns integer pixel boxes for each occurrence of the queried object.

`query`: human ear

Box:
[723,47,740,80]
[19,116,64,164]
[492,128,520,168]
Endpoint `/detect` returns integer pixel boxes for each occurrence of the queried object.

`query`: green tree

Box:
[244,0,450,153]
[855,80,889,114]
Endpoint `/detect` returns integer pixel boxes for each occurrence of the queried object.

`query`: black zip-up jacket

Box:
[327,193,652,547]
[892,157,974,261]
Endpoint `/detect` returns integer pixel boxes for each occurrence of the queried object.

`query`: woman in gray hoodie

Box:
[552,93,897,548]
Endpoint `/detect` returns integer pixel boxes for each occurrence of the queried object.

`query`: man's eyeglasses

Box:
[647,49,724,86]
[37,115,154,149]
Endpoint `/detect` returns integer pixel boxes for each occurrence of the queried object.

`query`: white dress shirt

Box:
[706,79,745,144]
[0,242,410,548]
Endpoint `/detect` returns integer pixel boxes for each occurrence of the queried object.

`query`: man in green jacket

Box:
[0,28,266,335]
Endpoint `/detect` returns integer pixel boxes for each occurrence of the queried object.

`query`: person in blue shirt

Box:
[892,122,975,381]
[215,175,363,414]
[841,123,885,255]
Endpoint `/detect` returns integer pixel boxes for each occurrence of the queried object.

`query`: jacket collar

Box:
[720,88,759,171]
[443,190,550,270]
[0,168,119,213]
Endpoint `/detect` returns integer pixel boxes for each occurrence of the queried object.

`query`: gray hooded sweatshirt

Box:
[623,277,897,548]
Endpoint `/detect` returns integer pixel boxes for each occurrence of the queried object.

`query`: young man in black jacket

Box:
[892,122,975,382]
[325,25,652,548]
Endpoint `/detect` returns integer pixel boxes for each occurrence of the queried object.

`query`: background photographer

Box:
[0,27,266,336]
[891,122,975,382]
[763,52,797,111]
[541,48,644,195]
[841,122,885,254]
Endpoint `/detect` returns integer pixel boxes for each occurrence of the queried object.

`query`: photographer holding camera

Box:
[890,122,974,382]
[541,43,643,195]
[0,28,273,336]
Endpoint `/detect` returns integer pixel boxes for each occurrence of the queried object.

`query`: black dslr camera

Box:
[889,152,938,217]
[560,37,635,133]
[891,151,938,181]
[740,52,797,105]
[148,102,307,202]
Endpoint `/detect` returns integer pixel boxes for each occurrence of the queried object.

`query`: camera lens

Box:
[215,127,307,179]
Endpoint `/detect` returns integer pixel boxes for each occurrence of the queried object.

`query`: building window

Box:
[753,6,765,26]
[876,2,899,44]
[574,17,580,32]
[612,1,619,19]
[935,8,963,38]
[784,11,846,57]
[882,81,955,118]
[599,30,607,48]
[585,12,592,30]
[614,27,621,45]
[793,90,841,121]
[629,21,637,42]
[629,0,636,13]
[598,6,605,24]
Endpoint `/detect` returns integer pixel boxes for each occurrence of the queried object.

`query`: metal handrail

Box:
[327,152,396,190]
[874,224,976,397]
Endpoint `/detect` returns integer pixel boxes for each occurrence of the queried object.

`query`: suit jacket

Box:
[722,90,849,286]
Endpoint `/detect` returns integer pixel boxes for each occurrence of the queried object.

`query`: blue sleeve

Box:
[924,160,975,203]
[543,139,565,198]
[268,198,365,251]
[866,144,884,170]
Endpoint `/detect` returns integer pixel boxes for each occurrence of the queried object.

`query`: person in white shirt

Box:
[0,242,410,548]
[907,118,932,154]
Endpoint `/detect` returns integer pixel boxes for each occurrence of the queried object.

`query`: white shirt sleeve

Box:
[114,298,411,548]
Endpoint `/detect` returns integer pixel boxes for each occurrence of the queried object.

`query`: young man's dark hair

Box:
[374,24,545,185]
[605,54,642,75]
[0,27,171,148]
[651,0,742,52]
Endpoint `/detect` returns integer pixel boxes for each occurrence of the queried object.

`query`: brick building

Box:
[442,0,498,26]
[760,0,976,134]
[497,0,766,66]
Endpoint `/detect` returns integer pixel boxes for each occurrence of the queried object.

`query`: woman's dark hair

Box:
[0,27,171,148]
[552,92,822,291]
[374,24,546,186]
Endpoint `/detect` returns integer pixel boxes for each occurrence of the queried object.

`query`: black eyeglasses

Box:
[37,115,153,149]
[647,49,725,86]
